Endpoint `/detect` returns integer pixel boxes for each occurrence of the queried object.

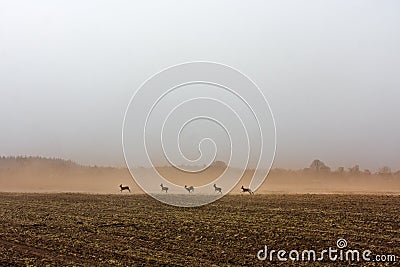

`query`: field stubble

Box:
[0,193,398,266]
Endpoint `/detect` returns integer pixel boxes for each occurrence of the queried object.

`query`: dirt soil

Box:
[0,193,398,266]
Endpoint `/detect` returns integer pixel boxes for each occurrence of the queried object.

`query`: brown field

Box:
[0,193,398,266]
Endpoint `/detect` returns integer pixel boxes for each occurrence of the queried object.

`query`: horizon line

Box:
[0,155,398,174]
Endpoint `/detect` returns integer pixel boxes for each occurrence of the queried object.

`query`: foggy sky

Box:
[0,0,399,171]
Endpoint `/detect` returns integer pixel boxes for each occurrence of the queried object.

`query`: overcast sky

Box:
[0,0,399,171]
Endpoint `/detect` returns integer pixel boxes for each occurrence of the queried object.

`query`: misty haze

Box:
[1,1,399,172]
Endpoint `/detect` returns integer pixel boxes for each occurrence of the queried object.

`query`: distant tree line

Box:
[0,156,398,176]
[0,156,82,171]
[301,159,398,176]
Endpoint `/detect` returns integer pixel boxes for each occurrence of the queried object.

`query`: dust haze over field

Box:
[0,157,399,195]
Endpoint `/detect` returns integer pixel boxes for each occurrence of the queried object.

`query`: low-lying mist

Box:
[0,157,399,194]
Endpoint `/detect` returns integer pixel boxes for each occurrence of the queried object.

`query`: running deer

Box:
[184,185,194,193]
[213,184,222,194]
[160,183,168,193]
[241,185,254,195]
[119,184,131,193]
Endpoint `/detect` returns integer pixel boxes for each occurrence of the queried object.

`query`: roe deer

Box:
[160,183,168,193]
[241,185,254,195]
[213,184,222,194]
[184,185,194,193]
[119,184,131,193]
